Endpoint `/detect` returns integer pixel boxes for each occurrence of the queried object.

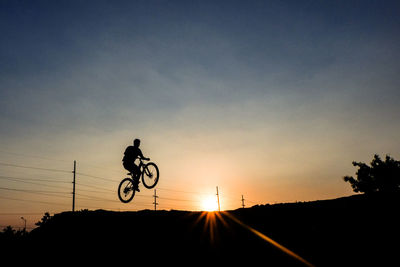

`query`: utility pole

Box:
[153,189,158,211]
[72,160,76,212]
[216,186,220,212]
[241,195,245,209]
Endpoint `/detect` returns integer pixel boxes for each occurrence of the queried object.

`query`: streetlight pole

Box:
[21,217,26,230]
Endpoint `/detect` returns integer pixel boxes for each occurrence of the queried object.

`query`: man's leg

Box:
[132,164,140,192]
[123,162,140,192]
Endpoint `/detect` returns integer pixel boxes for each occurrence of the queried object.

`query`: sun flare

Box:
[201,197,218,212]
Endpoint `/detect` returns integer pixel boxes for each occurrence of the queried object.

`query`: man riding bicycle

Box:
[122,138,150,192]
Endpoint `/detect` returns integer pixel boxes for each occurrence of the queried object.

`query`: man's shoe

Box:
[134,184,140,192]
[133,178,140,192]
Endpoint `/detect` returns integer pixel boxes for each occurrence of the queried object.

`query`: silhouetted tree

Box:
[344,154,400,194]
[1,226,16,238]
[35,212,52,227]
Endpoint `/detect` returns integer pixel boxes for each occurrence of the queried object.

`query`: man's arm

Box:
[138,149,150,161]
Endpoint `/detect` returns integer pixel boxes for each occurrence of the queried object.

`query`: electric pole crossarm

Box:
[153,189,159,211]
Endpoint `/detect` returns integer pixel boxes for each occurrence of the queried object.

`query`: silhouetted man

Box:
[122,139,150,192]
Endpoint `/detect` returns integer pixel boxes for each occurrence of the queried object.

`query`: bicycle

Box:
[118,158,159,203]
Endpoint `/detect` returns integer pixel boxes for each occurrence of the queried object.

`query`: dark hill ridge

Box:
[4,193,400,266]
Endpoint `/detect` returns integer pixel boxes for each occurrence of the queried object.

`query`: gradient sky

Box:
[1,0,400,229]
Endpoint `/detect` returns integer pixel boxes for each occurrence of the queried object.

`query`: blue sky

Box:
[1,1,399,134]
[1,0,400,224]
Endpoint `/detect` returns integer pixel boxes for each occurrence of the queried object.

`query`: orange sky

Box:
[1,125,398,229]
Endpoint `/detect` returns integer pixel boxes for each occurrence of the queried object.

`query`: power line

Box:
[0,195,70,207]
[0,161,261,212]
[159,197,200,203]
[75,182,115,193]
[0,212,55,215]
[0,183,258,211]
[75,193,120,203]
[0,148,125,174]
[76,192,153,203]
[0,162,71,173]
[157,187,209,196]
[76,172,119,183]
[74,195,153,208]
[0,175,70,183]
[0,176,71,191]
[0,186,70,195]
[75,187,114,195]
[75,161,123,174]
[0,187,72,201]
[0,148,71,163]
[0,154,261,208]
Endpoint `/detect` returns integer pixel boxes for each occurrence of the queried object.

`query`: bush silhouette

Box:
[344,154,400,194]
[35,212,52,227]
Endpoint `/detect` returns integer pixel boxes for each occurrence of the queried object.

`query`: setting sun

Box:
[201,197,218,212]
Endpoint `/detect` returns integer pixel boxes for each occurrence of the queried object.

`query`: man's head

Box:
[133,138,141,147]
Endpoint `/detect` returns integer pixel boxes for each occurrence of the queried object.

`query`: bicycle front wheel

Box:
[118,178,135,203]
[142,163,159,189]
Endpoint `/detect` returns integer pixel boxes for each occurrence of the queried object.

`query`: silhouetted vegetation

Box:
[35,212,52,227]
[0,225,27,243]
[1,194,398,266]
[344,154,400,194]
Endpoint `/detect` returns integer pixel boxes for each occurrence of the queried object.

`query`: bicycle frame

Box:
[134,158,147,177]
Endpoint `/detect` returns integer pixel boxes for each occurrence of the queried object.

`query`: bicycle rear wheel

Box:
[118,178,135,203]
[142,162,159,189]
